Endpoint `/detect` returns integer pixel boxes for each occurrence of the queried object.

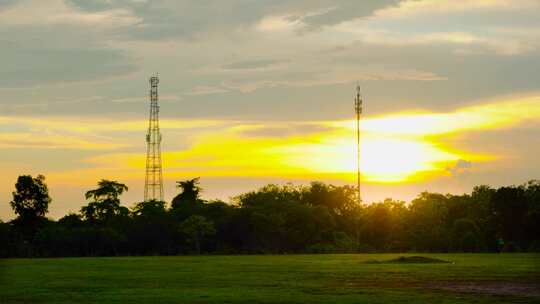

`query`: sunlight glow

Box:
[333,96,540,135]
[272,136,464,183]
[20,95,540,184]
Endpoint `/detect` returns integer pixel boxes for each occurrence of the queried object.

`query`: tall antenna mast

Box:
[354,84,363,204]
[144,74,164,201]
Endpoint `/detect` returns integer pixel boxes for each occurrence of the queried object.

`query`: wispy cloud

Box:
[0,116,232,134]
[0,132,128,150]
[187,67,445,94]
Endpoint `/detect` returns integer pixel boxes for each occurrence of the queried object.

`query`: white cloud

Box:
[0,0,140,27]
[374,0,540,19]
[256,15,303,32]
[328,0,540,56]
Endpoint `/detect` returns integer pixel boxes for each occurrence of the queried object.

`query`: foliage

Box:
[0,220,10,257]
[172,178,202,209]
[132,200,167,217]
[179,215,215,254]
[10,175,51,220]
[85,180,128,201]
[2,176,540,257]
[80,180,129,223]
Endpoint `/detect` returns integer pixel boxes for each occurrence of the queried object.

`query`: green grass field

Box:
[1,254,539,303]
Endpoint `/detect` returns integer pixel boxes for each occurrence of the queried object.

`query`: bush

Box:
[502,242,521,253]
[461,232,480,252]
[306,243,338,253]
[0,221,11,257]
[527,240,540,252]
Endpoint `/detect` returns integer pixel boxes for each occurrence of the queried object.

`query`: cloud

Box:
[110,94,182,104]
[61,0,400,41]
[0,0,16,11]
[0,0,140,89]
[2,0,538,115]
[218,71,442,93]
[2,93,536,151]
[188,67,445,94]
[0,114,236,153]
[0,115,231,134]
[0,132,128,150]
[293,0,400,32]
[0,44,137,88]
[238,124,333,138]
[0,0,141,27]
[330,0,540,56]
[186,85,230,96]
[374,0,540,19]
[447,159,472,176]
[334,28,538,56]
[351,95,540,136]
[65,0,148,13]
[222,59,289,71]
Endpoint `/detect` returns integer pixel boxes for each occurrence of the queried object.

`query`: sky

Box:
[1,0,540,220]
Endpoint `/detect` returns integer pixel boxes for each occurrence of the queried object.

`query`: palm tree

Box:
[175,178,201,202]
[171,178,202,210]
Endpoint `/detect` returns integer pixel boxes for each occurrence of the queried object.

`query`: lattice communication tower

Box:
[144,75,164,201]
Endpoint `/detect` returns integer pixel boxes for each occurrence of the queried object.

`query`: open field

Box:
[1,254,539,303]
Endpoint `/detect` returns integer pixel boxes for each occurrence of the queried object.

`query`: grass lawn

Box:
[1,254,539,303]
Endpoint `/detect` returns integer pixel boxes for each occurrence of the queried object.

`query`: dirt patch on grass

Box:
[365,256,452,264]
[431,281,540,297]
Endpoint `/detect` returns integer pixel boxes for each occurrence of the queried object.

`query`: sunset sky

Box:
[1,0,540,220]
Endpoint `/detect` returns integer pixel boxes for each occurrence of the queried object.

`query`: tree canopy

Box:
[81,180,129,223]
[10,175,51,220]
[2,176,539,258]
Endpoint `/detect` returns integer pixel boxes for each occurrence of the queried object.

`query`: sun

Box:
[269,133,464,183]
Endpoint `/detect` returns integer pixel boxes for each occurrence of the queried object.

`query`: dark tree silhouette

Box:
[85,180,128,201]
[171,178,204,222]
[10,175,51,221]
[0,220,10,257]
[132,200,167,217]
[3,176,540,257]
[179,215,215,254]
[451,218,481,252]
[81,180,129,223]
[130,200,172,255]
[172,178,202,208]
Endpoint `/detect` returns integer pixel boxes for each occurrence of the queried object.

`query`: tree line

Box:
[1,175,539,257]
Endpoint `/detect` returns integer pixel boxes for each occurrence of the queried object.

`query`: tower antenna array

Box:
[354,84,363,204]
[144,74,164,201]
